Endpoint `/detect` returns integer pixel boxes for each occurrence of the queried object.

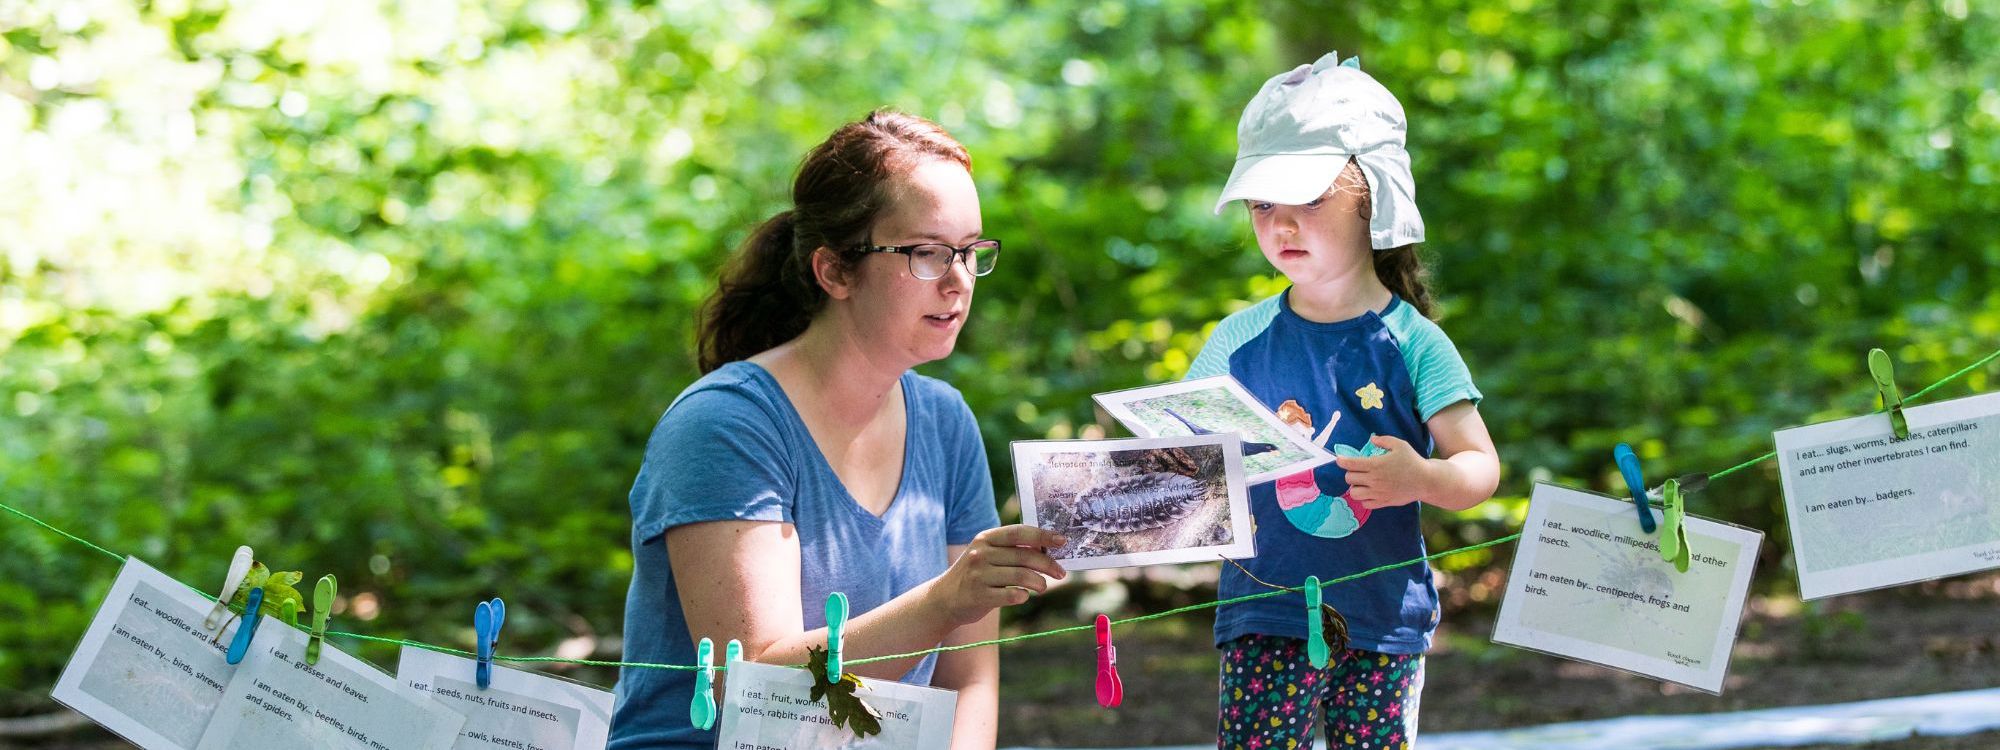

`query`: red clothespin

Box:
[1094,614,1123,708]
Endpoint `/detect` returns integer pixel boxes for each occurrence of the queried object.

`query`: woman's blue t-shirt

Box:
[607,361,1000,749]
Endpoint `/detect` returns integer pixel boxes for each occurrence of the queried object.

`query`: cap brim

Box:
[1212,153,1349,215]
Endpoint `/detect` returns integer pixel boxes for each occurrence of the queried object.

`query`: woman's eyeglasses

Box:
[854,240,1001,280]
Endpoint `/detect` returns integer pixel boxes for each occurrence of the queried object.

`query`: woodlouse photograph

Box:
[1010,433,1254,571]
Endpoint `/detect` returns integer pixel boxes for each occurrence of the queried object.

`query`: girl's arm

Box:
[669,521,1063,681]
[1339,400,1500,511]
[931,545,999,750]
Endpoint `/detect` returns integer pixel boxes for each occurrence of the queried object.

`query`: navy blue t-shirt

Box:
[1188,292,1481,654]
[608,362,1000,749]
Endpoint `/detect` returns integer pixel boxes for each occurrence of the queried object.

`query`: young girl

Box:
[1188,53,1501,750]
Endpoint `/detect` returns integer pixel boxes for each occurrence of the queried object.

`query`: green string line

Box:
[846,533,1525,667]
[4,344,1995,672]
[1707,345,2000,482]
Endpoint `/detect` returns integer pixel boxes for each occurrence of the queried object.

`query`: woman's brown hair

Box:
[695,110,972,374]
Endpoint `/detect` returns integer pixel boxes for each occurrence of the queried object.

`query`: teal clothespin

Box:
[225,587,265,665]
[203,546,254,633]
[1614,443,1658,534]
[726,639,742,666]
[691,638,717,730]
[1657,479,1690,573]
[1304,576,1329,669]
[307,575,336,665]
[474,598,506,689]
[825,592,849,677]
[1869,348,1909,440]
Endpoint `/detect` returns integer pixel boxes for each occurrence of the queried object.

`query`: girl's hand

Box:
[929,525,1067,628]
[1334,435,1438,510]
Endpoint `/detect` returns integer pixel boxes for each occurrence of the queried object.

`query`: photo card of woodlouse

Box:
[1092,375,1337,486]
[1011,433,1255,571]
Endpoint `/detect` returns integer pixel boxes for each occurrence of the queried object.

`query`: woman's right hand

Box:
[930,525,1069,628]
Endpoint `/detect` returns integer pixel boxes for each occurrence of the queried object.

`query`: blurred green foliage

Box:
[4,0,1999,712]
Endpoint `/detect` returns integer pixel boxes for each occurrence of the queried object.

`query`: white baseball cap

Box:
[1214,52,1425,249]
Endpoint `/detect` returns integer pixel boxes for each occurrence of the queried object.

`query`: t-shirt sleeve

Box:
[945,395,1000,545]
[1185,328,1232,380]
[1404,322,1483,422]
[629,386,795,545]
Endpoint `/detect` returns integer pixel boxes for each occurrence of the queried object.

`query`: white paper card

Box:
[1492,483,1762,694]
[1012,433,1256,571]
[1774,390,2000,600]
[196,621,464,750]
[53,557,238,749]
[1093,375,1337,485]
[713,660,956,750]
[396,646,614,750]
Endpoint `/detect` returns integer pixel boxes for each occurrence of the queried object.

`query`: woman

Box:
[608,110,1066,749]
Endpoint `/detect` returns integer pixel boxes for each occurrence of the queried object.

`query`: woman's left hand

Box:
[1334,435,1437,510]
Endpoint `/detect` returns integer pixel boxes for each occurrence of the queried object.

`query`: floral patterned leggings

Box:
[1217,634,1424,750]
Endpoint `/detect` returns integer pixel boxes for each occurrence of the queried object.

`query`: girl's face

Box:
[1247,162,1372,289]
[838,158,984,368]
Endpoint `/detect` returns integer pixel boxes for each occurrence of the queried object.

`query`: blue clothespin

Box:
[691,638,718,730]
[1614,443,1658,534]
[1304,576,1329,669]
[203,546,255,633]
[226,587,265,665]
[307,575,336,665]
[825,592,849,677]
[1869,348,1909,440]
[474,598,505,689]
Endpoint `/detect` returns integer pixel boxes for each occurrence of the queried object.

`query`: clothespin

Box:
[307,575,336,666]
[1869,348,1909,440]
[1094,614,1123,708]
[691,638,718,730]
[1656,479,1691,573]
[1304,576,1329,669]
[726,639,742,666]
[225,587,265,665]
[825,592,849,678]
[474,599,505,689]
[203,546,254,633]
[1613,443,1658,534]
[277,599,300,627]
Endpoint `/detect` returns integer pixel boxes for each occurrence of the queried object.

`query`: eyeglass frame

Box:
[851,239,1002,280]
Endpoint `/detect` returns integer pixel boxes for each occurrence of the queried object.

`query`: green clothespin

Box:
[307,575,336,665]
[1658,479,1691,573]
[1304,576,1329,669]
[825,592,849,678]
[278,598,300,627]
[1869,348,1909,440]
[691,638,717,730]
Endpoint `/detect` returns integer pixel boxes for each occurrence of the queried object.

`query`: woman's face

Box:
[839,158,984,368]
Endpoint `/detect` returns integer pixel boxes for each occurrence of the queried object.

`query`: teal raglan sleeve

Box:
[1397,316,1483,421]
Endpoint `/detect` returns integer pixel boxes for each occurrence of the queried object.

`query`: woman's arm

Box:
[930,544,999,750]
[1339,400,1500,511]
[669,522,1064,681]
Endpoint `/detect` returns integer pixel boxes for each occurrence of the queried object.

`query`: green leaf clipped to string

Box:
[230,562,307,624]
[804,645,882,738]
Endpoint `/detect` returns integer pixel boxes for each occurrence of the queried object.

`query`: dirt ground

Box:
[995,571,2000,749]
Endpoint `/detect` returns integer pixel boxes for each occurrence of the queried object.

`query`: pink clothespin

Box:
[1094,614,1123,708]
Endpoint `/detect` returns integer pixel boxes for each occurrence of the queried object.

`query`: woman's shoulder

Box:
[659,361,792,431]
